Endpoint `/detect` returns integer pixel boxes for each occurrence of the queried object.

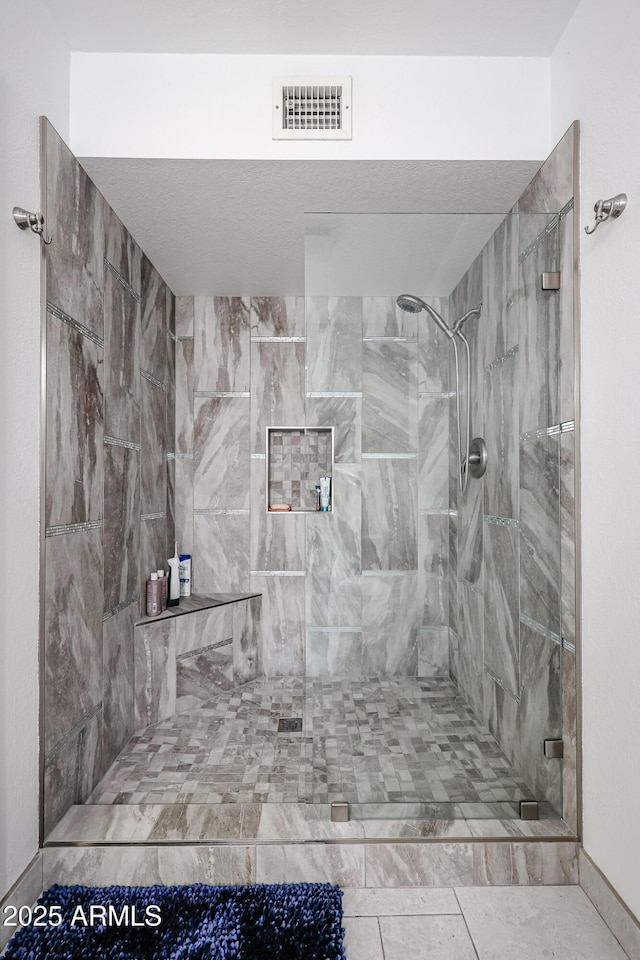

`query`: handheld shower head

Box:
[451,301,482,336]
[396,294,454,339]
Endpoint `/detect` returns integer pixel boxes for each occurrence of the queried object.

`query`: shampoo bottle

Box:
[146,572,162,617]
[167,543,180,607]
[179,554,192,597]
[157,569,167,611]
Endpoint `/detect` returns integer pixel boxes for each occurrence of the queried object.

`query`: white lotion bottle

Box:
[167,543,181,607]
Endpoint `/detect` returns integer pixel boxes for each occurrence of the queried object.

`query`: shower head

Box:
[396,294,454,339]
[451,301,482,336]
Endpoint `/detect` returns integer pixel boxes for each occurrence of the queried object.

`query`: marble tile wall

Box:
[43,121,176,835]
[175,294,450,682]
[448,124,578,821]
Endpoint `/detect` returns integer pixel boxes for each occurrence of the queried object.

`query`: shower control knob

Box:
[467,437,488,479]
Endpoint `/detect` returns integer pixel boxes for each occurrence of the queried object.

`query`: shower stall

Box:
[40,118,578,843]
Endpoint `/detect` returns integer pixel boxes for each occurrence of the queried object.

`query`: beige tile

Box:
[343,887,459,917]
[379,915,477,960]
[457,886,629,959]
[343,917,384,960]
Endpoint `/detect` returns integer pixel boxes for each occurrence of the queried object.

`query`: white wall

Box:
[0,2,69,899]
[552,0,640,919]
[70,54,549,160]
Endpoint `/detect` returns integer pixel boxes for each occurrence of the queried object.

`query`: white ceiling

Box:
[80,158,541,295]
[45,0,580,56]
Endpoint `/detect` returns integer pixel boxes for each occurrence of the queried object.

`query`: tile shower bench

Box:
[134,593,262,731]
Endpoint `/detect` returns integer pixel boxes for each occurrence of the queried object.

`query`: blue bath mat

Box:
[4,882,346,959]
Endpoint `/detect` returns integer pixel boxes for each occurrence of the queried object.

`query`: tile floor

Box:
[88,676,538,813]
[342,886,630,959]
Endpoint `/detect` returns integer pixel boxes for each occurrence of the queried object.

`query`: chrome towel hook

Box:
[12,206,52,244]
[585,193,627,235]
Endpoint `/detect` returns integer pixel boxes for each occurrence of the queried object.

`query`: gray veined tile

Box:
[194,296,251,393]
[379,915,477,960]
[194,396,250,510]
[484,521,519,699]
[44,708,103,838]
[456,474,483,588]
[305,631,365,678]
[560,431,576,650]
[103,201,142,297]
[418,512,448,627]
[418,627,450,677]
[419,397,449,509]
[365,843,474,887]
[250,575,304,677]
[140,515,173,605]
[175,337,194,454]
[140,255,168,386]
[255,843,365,886]
[250,341,305,452]
[174,456,194,555]
[44,528,104,755]
[361,574,419,675]
[176,645,234,704]
[175,295,194,338]
[306,296,363,393]
[305,395,362,462]
[102,603,136,768]
[103,441,140,612]
[517,122,576,214]
[457,885,626,960]
[306,464,361,628]
[134,619,176,730]
[519,435,561,634]
[363,296,418,339]
[193,513,250,593]
[140,376,168,516]
[362,458,417,571]
[342,887,460,917]
[519,224,560,434]
[250,296,305,337]
[343,917,384,960]
[483,350,519,520]
[44,120,105,338]
[418,297,450,394]
[45,310,104,527]
[482,213,519,366]
[250,458,305,570]
[232,597,261,685]
[452,580,484,718]
[104,265,140,444]
[363,341,418,454]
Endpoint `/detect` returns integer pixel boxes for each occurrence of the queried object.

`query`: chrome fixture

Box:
[396,295,482,492]
[330,802,350,822]
[543,739,564,759]
[584,193,627,235]
[541,271,561,291]
[13,206,52,244]
[519,800,539,821]
[467,437,488,480]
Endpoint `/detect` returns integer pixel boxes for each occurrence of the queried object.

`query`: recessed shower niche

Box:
[266,426,334,512]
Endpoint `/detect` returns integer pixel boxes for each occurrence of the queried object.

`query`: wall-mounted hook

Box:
[584,193,627,235]
[12,206,52,245]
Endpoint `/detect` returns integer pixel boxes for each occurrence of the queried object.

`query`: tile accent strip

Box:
[141,369,167,392]
[484,515,519,528]
[194,508,250,516]
[563,640,576,654]
[519,197,574,263]
[176,336,194,343]
[44,702,103,763]
[521,424,561,442]
[363,336,418,343]
[104,435,141,451]
[168,329,179,342]
[103,594,140,622]
[362,569,417,577]
[174,453,194,460]
[141,512,166,522]
[251,336,306,343]
[485,666,521,702]
[104,259,143,302]
[45,520,103,538]
[177,637,233,660]
[458,576,483,598]
[307,626,362,633]
[419,391,456,399]
[361,452,417,460]
[251,454,267,460]
[420,508,456,516]
[485,344,519,372]
[250,570,306,577]
[561,420,576,433]
[194,391,251,399]
[520,613,563,647]
[46,302,104,349]
[306,392,363,399]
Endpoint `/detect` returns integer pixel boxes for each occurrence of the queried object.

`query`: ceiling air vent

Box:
[273,77,352,140]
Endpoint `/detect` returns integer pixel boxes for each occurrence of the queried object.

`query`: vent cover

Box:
[273,76,352,140]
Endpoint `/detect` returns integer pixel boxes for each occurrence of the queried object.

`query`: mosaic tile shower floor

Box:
[88,677,535,810]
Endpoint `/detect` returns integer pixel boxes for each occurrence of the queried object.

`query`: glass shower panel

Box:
[302,211,566,822]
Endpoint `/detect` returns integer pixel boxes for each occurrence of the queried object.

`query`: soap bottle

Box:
[179,553,192,597]
[146,572,162,617]
[167,543,181,607]
[156,569,167,611]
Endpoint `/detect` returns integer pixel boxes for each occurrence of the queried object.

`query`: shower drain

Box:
[277,717,303,733]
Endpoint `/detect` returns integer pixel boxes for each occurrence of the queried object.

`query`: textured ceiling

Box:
[79,158,542,295]
[45,0,580,55]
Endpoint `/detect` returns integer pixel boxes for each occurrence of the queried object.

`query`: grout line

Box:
[454,889,482,960]
[377,916,386,960]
